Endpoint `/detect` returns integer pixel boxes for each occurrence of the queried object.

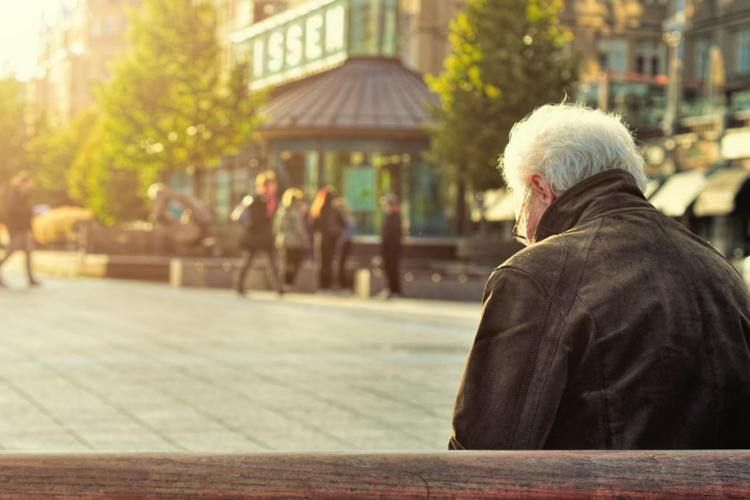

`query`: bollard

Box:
[355,269,371,299]
[169,258,183,288]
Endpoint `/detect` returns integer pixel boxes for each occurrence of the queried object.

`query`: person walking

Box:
[310,187,345,294]
[274,188,308,293]
[233,171,282,296]
[0,171,39,288]
[334,198,355,293]
[381,194,402,298]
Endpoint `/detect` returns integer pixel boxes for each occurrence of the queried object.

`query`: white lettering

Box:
[253,39,264,78]
[325,5,345,53]
[305,15,323,60]
[286,23,303,66]
[267,31,284,72]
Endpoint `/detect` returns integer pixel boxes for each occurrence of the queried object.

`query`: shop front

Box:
[188,0,452,238]
[260,56,445,236]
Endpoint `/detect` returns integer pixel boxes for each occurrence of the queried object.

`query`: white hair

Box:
[500,103,647,196]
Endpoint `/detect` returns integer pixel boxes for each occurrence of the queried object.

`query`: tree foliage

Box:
[67,118,149,225]
[98,0,262,186]
[0,74,28,186]
[27,108,100,207]
[426,0,577,190]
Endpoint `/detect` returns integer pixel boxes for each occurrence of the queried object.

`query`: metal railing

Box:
[0,451,747,498]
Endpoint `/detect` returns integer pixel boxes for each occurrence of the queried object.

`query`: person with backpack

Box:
[0,171,39,288]
[274,188,308,293]
[233,170,282,296]
[309,187,345,294]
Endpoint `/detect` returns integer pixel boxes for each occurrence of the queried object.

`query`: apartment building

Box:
[32,0,136,125]
[563,0,670,135]
[682,0,750,110]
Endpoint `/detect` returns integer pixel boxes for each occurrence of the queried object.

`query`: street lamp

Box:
[662,0,686,139]
[662,29,683,138]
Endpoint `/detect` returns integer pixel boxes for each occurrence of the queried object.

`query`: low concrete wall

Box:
[170,257,488,301]
[2,251,169,282]
[3,251,107,278]
[3,250,489,301]
[171,257,318,293]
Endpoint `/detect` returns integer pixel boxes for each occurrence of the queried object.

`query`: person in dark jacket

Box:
[310,187,345,293]
[233,170,282,296]
[334,198,355,292]
[381,194,403,299]
[450,103,750,451]
[0,171,39,287]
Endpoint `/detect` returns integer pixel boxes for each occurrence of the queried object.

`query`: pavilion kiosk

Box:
[227,0,450,237]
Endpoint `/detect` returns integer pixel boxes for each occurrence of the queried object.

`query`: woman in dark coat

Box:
[0,171,39,288]
[309,187,345,293]
[233,170,282,296]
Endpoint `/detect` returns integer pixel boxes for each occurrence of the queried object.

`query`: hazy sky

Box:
[0,0,51,80]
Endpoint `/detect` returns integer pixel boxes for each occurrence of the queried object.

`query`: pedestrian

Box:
[450,103,750,451]
[233,170,283,296]
[309,187,345,294]
[334,198,355,292]
[0,171,39,288]
[274,188,308,293]
[381,194,402,299]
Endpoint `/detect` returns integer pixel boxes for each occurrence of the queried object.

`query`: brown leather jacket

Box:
[451,170,750,450]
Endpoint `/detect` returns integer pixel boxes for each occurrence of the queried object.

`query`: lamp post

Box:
[662,0,686,139]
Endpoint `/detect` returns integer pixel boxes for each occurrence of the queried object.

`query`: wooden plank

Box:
[0,451,747,499]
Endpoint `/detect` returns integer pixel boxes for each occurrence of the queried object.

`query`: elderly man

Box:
[450,104,750,450]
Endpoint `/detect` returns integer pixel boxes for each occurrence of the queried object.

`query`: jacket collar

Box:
[533,170,656,243]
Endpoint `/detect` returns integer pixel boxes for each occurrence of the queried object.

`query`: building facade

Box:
[31,0,136,125]
[564,0,671,136]
[640,0,750,264]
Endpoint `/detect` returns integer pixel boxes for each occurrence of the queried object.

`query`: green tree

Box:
[27,108,100,207]
[98,0,262,189]
[0,73,29,185]
[68,119,149,225]
[426,0,577,191]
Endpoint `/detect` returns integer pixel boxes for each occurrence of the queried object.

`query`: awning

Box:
[484,190,516,222]
[259,57,439,140]
[649,170,707,217]
[694,167,750,217]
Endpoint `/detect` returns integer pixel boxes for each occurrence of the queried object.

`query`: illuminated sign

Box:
[232,0,348,90]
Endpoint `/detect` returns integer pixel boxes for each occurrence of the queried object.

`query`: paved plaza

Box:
[0,272,480,452]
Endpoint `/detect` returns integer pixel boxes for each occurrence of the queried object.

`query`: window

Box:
[635,40,666,76]
[738,29,750,75]
[349,0,398,56]
[694,38,712,80]
[91,16,101,37]
[104,15,115,35]
[597,38,628,72]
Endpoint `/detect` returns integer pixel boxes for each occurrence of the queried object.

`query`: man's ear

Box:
[529,174,556,207]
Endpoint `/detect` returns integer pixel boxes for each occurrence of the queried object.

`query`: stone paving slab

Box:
[0,271,480,452]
